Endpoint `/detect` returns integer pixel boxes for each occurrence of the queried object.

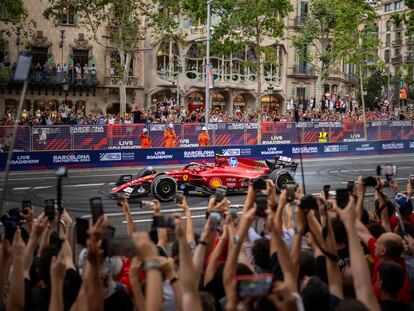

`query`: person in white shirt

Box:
[107,114,116,124]
[39,130,47,145]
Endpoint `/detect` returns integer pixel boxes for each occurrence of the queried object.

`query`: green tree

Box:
[211,0,293,114]
[364,69,386,108]
[0,0,26,22]
[293,0,379,105]
[44,0,165,115]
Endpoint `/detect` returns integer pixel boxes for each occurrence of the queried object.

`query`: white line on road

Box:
[63,183,105,188]
[12,187,31,190]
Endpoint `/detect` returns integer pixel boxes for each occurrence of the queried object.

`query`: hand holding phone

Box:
[286,182,296,202]
[153,215,176,229]
[255,193,268,217]
[236,274,273,298]
[175,190,184,204]
[209,212,222,230]
[89,197,104,224]
[323,185,330,200]
[44,199,56,221]
[22,200,31,215]
[214,186,227,204]
[336,189,350,209]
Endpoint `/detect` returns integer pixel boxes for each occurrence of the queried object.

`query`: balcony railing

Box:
[104,76,139,87]
[407,38,414,45]
[391,55,403,64]
[292,65,314,76]
[405,54,414,62]
[8,69,98,87]
[392,39,403,46]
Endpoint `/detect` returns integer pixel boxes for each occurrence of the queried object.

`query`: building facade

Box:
[375,0,410,81]
[0,0,359,117]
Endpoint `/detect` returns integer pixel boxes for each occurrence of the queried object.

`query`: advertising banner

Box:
[1,139,414,171]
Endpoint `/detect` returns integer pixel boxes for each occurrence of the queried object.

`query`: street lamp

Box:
[59,30,65,83]
[16,27,21,55]
[62,82,69,107]
[268,84,274,114]
[176,64,182,108]
[205,0,212,131]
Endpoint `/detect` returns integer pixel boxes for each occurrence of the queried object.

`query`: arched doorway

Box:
[107,103,132,115]
[261,94,281,113]
[212,92,226,112]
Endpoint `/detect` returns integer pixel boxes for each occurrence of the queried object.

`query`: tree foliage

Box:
[293,0,380,101]
[0,0,26,22]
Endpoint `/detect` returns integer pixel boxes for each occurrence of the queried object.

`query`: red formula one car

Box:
[111,155,298,202]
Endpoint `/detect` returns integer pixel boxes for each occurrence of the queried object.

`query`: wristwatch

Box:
[232,235,243,245]
[144,259,162,272]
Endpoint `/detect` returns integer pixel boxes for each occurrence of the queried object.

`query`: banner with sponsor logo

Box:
[1,139,414,171]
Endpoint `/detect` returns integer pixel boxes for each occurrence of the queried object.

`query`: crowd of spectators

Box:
[1,95,413,127]
[1,175,414,311]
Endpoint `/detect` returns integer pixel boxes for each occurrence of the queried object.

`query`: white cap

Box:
[202,126,207,131]
[168,123,174,129]
[142,128,148,133]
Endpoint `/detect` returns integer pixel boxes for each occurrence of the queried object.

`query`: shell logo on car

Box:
[209,178,222,188]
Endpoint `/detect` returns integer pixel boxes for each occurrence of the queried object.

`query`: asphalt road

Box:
[0,153,413,234]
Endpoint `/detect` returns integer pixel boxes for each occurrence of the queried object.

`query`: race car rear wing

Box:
[266,156,298,171]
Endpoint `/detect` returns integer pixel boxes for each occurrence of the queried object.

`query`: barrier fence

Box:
[1,121,414,151]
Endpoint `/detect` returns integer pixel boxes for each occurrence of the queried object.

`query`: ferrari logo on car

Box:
[183,175,189,181]
[209,178,222,188]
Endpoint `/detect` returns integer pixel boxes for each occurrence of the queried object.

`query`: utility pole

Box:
[205,0,212,132]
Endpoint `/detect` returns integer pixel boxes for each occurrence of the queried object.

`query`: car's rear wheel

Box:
[151,175,177,202]
[269,169,295,191]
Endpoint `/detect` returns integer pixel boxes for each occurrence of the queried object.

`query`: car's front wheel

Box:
[151,175,177,202]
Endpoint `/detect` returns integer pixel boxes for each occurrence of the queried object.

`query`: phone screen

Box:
[323,185,330,199]
[286,182,296,202]
[253,178,267,191]
[175,190,184,204]
[76,218,89,246]
[336,189,350,209]
[89,197,104,224]
[236,274,273,298]
[44,199,56,221]
[255,193,268,217]
[214,186,227,203]
[105,236,136,257]
[210,212,222,230]
[153,215,176,228]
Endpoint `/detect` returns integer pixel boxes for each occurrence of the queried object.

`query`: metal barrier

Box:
[1,121,414,151]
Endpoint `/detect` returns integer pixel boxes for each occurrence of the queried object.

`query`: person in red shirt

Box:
[356,221,412,303]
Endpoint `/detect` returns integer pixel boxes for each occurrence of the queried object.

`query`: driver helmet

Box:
[215,154,226,166]
[142,128,148,133]
[168,123,174,129]
[202,126,207,131]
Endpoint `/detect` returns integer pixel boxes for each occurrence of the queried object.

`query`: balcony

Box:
[292,64,314,76]
[8,69,99,88]
[346,73,358,85]
[392,39,403,46]
[407,38,414,45]
[363,58,378,66]
[104,76,139,88]
[391,55,403,64]
[405,54,414,63]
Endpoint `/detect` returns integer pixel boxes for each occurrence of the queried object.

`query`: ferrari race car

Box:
[110,155,298,202]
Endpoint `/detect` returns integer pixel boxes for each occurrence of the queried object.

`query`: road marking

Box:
[63,183,105,188]
[33,186,52,190]
[13,187,31,190]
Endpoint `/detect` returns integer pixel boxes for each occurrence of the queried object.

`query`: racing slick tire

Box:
[150,175,177,202]
[269,169,295,192]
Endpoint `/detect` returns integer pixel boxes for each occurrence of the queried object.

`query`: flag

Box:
[208,63,214,89]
